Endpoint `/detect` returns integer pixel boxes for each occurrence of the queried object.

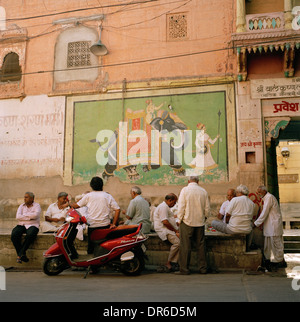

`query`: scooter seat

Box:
[90,225,139,242]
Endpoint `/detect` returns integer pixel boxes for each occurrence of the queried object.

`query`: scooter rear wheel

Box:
[120,251,145,276]
[43,256,69,276]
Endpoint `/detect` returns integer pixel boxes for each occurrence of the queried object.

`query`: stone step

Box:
[284,241,300,249]
[283,230,300,253]
[284,248,300,254]
[284,235,300,241]
[0,231,262,271]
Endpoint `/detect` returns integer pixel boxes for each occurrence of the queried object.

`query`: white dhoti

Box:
[40,221,60,233]
[264,236,284,263]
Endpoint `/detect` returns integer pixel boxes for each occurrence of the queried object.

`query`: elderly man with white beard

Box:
[212,184,255,235]
[254,185,287,271]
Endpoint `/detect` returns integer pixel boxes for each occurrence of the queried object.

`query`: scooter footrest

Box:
[94,245,110,257]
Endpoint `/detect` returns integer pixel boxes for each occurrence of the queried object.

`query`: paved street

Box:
[1,265,300,303]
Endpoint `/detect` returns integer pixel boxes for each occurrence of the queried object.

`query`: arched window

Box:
[54,25,99,83]
[0,52,22,82]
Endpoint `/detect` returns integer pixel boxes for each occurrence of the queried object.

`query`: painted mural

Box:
[73,91,228,185]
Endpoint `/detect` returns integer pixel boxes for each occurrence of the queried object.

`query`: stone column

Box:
[236,0,246,33]
[284,0,293,30]
[0,6,6,30]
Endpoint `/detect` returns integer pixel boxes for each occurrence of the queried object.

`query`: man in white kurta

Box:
[217,188,236,223]
[40,192,69,233]
[154,193,179,271]
[176,176,210,274]
[254,186,286,269]
[212,185,255,234]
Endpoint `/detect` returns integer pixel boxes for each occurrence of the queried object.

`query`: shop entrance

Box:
[266,120,300,228]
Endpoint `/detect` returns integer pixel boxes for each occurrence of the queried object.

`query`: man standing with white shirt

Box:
[254,185,286,271]
[11,192,41,264]
[176,176,210,275]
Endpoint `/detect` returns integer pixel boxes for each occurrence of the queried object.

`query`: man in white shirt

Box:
[217,188,236,223]
[11,192,41,264]
[254,185,286,270]
[40,192,69,233]
[176,176,210,275]
[71,177,120,254]
[154,193,179,272]
[212,185,255,235]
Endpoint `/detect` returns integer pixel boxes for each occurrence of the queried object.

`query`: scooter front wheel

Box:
[43,256,69,276]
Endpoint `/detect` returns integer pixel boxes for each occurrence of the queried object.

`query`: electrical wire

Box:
[0,0,189,35]
[2,1,300,79]
[3,35,300,79]
[4,0,159,22]
[107,0,192,29]
[0,0,202,45]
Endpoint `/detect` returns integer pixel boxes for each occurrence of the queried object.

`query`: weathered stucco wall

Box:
[0,95,65,179]
[0,1,260,228]
[0,0,236,97]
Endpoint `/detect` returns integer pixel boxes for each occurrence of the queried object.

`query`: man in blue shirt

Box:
[125,186,151,234]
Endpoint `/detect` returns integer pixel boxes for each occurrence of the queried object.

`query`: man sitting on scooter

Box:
[70,177,120,254]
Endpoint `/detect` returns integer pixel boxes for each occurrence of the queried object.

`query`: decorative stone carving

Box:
[264,117,290,142]
[167,13,188,41]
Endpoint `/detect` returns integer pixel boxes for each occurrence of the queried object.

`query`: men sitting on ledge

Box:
[11,192,41,264]
[40,192,69,233]
[212,184,255,238]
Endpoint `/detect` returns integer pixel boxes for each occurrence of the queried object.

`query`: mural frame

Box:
[64,83,237,186]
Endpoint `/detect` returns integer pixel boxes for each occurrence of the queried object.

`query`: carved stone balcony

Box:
[232,11,300,81]
[246,12,284,32]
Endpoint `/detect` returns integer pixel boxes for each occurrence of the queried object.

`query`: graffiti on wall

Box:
[0,95,65,178]
[73,91,228,185]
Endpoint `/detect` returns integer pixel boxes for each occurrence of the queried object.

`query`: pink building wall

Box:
[0,0,236,97]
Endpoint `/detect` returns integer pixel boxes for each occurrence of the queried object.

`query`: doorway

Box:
[267,120,300,228]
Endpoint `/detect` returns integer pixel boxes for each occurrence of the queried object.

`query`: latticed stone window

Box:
[167,13,188,41]
[67,41,92,68]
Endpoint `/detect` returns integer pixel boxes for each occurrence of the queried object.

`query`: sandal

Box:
[171,263,180,272]
[20,255,29,262]
[157,265,172,273]
[16,257,22,264]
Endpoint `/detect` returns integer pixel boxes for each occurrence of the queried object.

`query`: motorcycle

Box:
[43,208,148,277]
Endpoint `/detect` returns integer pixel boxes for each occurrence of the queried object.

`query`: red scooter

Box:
[43,209,148,277]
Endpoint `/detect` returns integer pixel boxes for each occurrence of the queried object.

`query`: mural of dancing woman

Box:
[190,122,220,175]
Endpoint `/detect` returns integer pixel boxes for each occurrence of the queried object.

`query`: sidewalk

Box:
[1,236,300,302]
[1,261,300,302]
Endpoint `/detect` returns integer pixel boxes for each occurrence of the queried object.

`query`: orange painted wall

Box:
[247,51,284,79]
[246,0,283,15]
[1,0,236,96]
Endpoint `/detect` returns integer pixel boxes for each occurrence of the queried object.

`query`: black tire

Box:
[43,256,68,276]
[120,251,145,276]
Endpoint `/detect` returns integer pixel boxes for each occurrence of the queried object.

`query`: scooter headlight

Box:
[120,251,135,262]
[65,216,73,222]
[136,232,146,240]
